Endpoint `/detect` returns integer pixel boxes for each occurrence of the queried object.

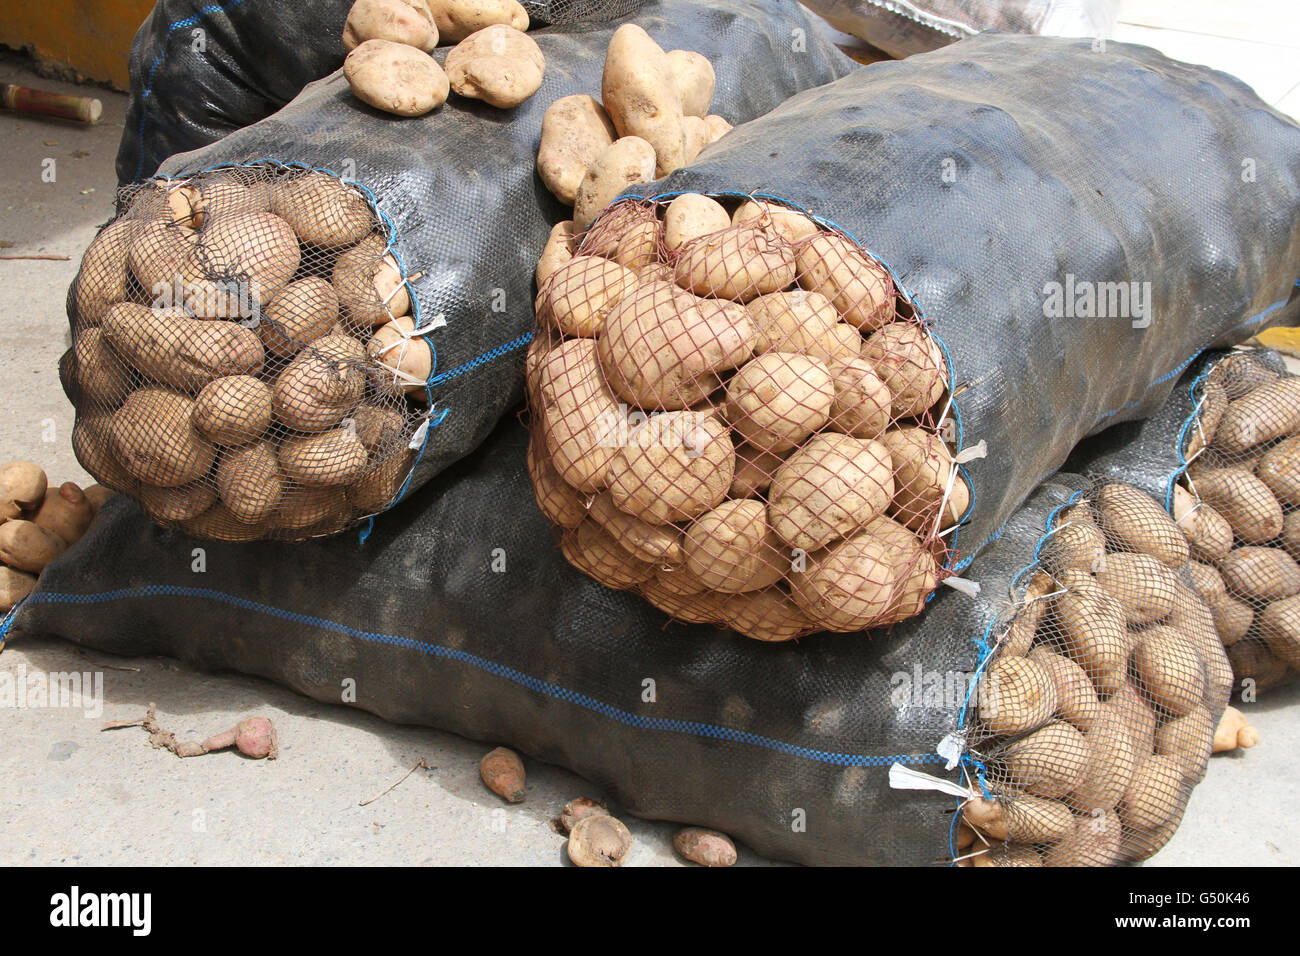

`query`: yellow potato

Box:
[109,388,216,488]
[344,39,450,117]
[572,136,657,230]
[673,225,797,302]
[535,337,622,493]
[683,498,786,593]
[860,322,945,417]
[796,232,894,332]
[344,0,438,52]
[192,375,273,447]
[767,433,894,551]
[537,255,639,338]
[601,25,686,177]
[445,24,545,108]
[428,0,527,43]
[663,194,730,251]
[537,96,616,206]
[665,49,715,117]
[725,352,833,454]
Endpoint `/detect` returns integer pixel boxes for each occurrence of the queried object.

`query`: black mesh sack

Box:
[118,0,649,184]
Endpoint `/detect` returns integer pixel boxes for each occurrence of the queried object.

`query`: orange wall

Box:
[0,0,156,89]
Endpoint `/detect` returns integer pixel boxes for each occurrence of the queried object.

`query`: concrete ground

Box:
[1,49,1296,868]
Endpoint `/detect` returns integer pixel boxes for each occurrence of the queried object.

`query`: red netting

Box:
[526,195,969,641]
[65,162,429,541]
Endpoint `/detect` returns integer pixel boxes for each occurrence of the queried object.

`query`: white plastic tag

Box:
[408,418,430,450]
[954,440,988,464]
[941,576,981,597]
[888,763,971,798]
[936,732,965,770]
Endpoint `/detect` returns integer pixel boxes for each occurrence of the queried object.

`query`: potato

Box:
[561,520,654,590]
[346,450,415,514]
[1051,569,1129,695]
[344,0,438,52]
[681,499,785,593]
[428,0,527,43]
[606,409,734,525]
[138,481,217,522]
[639,575,725,624]
[537,255,638,338]
[110,389,216,487]
[1210,593,1254,644]
[726,352,833,454]
[680,116,709,164]
[732,200,818,244]
[572,136,657,230]
[103,303,264,392]
[535,220,578,287]
[721,587,811,642]
[74,218,138,325]
[1155,705,1215,782]
[1094,551,1178,625]
[536,337,622,493]
[962,794,1073,843]
[128,220,196,293]
[72,414,138,494]
[1186,380,1227,457]
[1210,350,1280,400]
[331,236,409,328]
[214,441,284,522]
[1258,593,1300,668]
[704,114,732,142]
[348,406,407,457]
[368,316,432,397]
[601,25,685,177]
[1194,467,1283,544]
[768,433,894,551]
[1067,711,1136,814]
[71,327,133,408]
[789,516,936,631]
[260,277,341,358]
[1104,682,1157,756]
[1119,754,1185,831]
[882,426,952,532]
[663,194,730,252]
[1213,377,1300,453]
[1043,809,1122,867]
[526,439,585,529]
[182,211,300,310]
[600,281,754,409]
[665,49,714,117]
[191,375,273,447]
[1255,435,1300,507]
[582,201,662,272]
[0,565,38,611]
[1283,509,1300,561]
[278,428,370,486]
[344,39,450,117]
[1172,484,1233,560]
[183,176,272,230]
[1093,481,1189,568]
[1001,571,1053,657]
[567,813,632,868]
[673,225,797,303]
[1228,637,1289,688]
[860,323,945,417]
[1218,545,1300,602]
[537,96,616,206]
[978,655,1057,736]
[1131,626,1206,718]
[1040,503,1106,575]
[445,24,544,108]
[32,482,94,545]
[1167,589,1234,706]
[728,442,784,499]
[274,334,368,432]
[745,289,836,355]
[589,491,681,566]
[1028,647,1103,733]
[1187,560,1226,603]
[0,519,67,572]
[978,845,1044,868]
[796,233,893,332]
[179,502,268,541]
[0,461,48,519]
[996,721,1088,799]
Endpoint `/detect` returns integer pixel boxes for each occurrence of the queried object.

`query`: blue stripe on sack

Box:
[1165,366,1217,511]
[21,587,942,769]
[426,329,535,387]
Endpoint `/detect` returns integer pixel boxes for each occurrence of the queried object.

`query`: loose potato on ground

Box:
[978,654,1057,735]
[537,96,616,206]
[663,193,730,252]
[0,520,67,573]
[796,233,894,332]
[274,334,368,432]
[110,389,216,487]
[726,352,833,454]
[682,499,785,593]
[601,25,686,177]
[0,461,48,519]
[103,303,264,392]
[1131,626,1206,718]
[767,433,894,551]
[344,0,438,52]
[995,720,1088,799]
[572,136,657,230]
[860,323,945,417]
[537,255,638,338]
[1193,467,1283,544]
[345,39,450,117]
[192,375,273,447]
[606,410,734,525]
[428,0,527,44]
[674,225,797,302]
[536,337,622,493]
[445,25,545,108]
[33,482,95,545]
[1213,705,1259,752]
[1093,482,1188,568]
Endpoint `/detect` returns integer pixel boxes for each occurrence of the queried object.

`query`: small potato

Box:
[1131,626,1206,718]
[428,0,527,44]
[274,334,368,431]
[526,438,585,529]
[860,322,945,417]
[666,50,715,117]
[996,720,1088,799]
[33,482,95,545]
[1119,755,1185,832]
[1258,593,1300,668]
[344,39,450,117]
[726,352,833,454]
[110,389,216,488]
[0,461,48,519]
[1255,435,1300,506]
[606,410,734,525]
[74,218,138,325]
[216,441,284,523]
[1039,503,1106,575]
[278,428,370,486]
[1028,647,1103,733]
[0,519,67,572]
[1093,481,1188,568]
[1172,485,1233,561]
[445,25,544,108]
[344,0,438,52]
[663,194,730,252]
[1213,377,1300,453]
[368,316,433,397]
[567,813,632,868]
[537,255,638,338]
[721,587,811,642]
[1194,467,1283,544]
[1218,545,1300,602]
[796,232,893,332]
[0,565,38,611]
[138,481,217,522]
[479,746,526,803]
[572,136,657,230]
[561,520,654,590]
[728,442,784,499]
[978,655,1057,736]
[602,25,685,177]
[882,426,953,532]
[589,491,682,566]
[768,433,894,551]
[1213,705,1259,753]
[673,225,797,302]
[260,277,341,358]
[582,201,662,272]
[732,200,818,244]
[683,498,785,593]
[673,828,736,867]
[536,337,622,493]
[192,375,273,447]
[559,797,609,833]
[535,220,577,287]
[103,303,264,392]
[826,358,892,440]
[1094,551,1178,625]
[704,114,732,142]
[1052,569,1129,696]
[537,96,616,206]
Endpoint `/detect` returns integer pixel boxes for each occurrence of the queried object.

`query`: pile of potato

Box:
[536,24,733,229]
[66,164,426,542]
[959,480,1231,866]
[343,0,544,116]
[1171,350,1300,689]
[528,194,969,642]
[0,461,110,611]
